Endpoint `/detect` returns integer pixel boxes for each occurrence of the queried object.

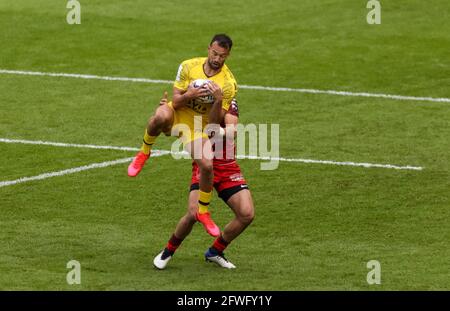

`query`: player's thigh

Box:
[226,189,255,221]
[187,137,214,167]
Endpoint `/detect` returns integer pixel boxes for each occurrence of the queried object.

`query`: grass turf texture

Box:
[0,0,449,290]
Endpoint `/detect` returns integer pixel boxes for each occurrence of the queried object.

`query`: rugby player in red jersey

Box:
[153,97,254,269]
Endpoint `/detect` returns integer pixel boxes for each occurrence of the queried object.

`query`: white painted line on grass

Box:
[237,155,423,171]
[0,69,172,85]
[1,69,449,103]
[0,138,139,151]
[0,138,170,157]
[0,137,424,171]
[0,157,134,188]
[238,85,450,103]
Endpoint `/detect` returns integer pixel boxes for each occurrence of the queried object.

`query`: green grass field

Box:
[0,0,449,290]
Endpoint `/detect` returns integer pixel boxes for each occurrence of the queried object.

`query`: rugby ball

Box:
[192,79,215,104]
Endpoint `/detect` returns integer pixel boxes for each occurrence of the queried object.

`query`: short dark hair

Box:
[210,34,233,51]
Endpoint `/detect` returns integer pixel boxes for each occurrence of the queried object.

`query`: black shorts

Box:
[190,183,249,203]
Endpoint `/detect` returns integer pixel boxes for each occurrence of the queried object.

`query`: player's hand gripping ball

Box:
[192,79,215,104]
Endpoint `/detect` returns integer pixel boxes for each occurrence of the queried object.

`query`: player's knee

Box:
[149,114,163,129]
[150,110,171,129]
[238,206,255,225]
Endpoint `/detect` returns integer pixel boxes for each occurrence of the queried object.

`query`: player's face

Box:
[207,41,230,70]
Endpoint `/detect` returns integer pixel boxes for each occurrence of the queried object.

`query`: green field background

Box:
[0,0,449,290]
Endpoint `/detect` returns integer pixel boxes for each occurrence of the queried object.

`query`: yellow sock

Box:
[140,130,157,155]
[198,190,212,214]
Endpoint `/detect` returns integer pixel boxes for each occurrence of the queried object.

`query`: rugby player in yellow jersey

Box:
[127,34,237,237]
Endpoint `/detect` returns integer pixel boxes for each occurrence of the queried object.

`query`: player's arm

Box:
[212,79,237,125]
[224,98,239,137]
[172,87,190,109]
[204,81,225,124]
[224,113,238,137]
[205,98,238,139]
[172,62,210,109]
[172,85,210,110]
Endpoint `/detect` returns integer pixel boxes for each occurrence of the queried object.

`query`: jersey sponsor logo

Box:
[229,173,244,182]
[186,100,207,114]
